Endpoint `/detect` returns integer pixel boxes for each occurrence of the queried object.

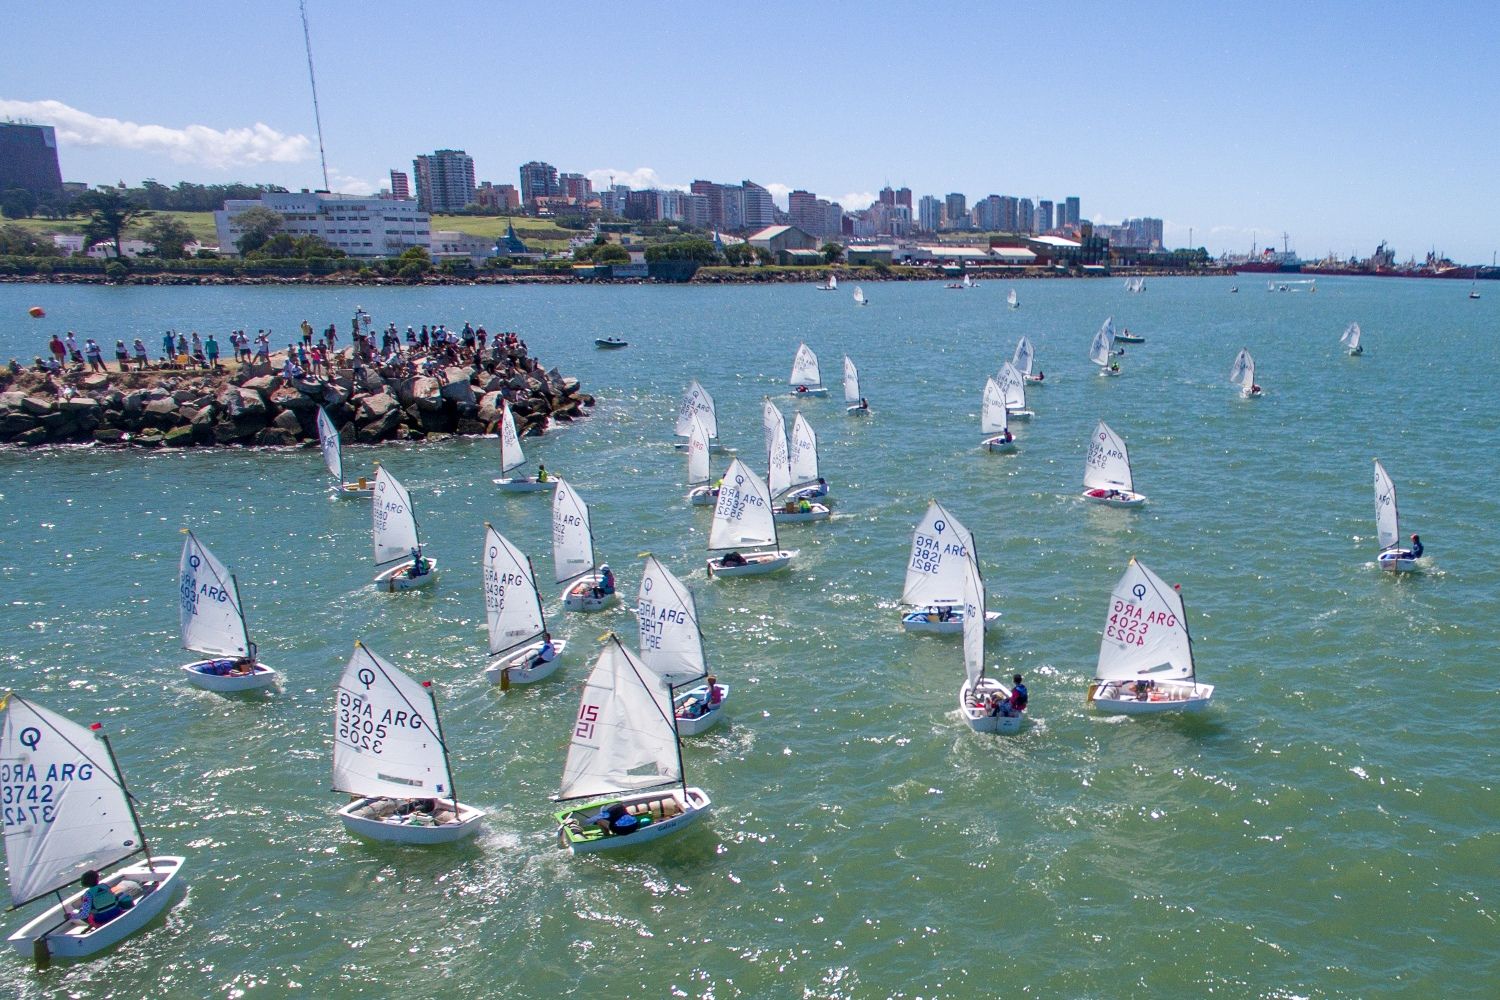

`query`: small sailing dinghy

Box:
[997,361,1034,420]
[482,524,567,686]
[1230,347,1263,397]
[1007,287,1019,309]
[819,273,838,291]
[789,343,829,396]
[853,285,867,306]
[317,407,371,498]
[1082,420,1147,507]
[1340,322,1363,356]
[1,694,187,961]
[706,458,798,577]
[1374,459,1423,572]
[553,477,618,611]
[1091,317,1121,376]
[372,465,438,591]
[554,635,712,853]
[1013,336,1044,384]
[1087,559,1214,714]
[494,401,554,493]
[900,501,1001,634]
[178,530,277,692]
[684,416,719,506]
[844,355,870,415]
[673,380,734,454]
[957,556,1023,734]
[333,643,485,843]
[765,402,830,521]
[980,377,1015,453]
[638,556,727,736]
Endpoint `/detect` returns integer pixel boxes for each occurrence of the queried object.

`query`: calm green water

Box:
[0,278,1496,998]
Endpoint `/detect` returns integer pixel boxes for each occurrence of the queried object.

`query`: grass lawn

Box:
[1,211,220,244]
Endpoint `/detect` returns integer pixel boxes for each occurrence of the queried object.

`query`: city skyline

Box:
[1,1,1497,261]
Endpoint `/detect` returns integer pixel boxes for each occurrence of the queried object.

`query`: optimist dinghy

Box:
[552,477,618,611]
[1081,421,1147,508]
[957,556,1024,734]
[494,401,555,493]
[372,466,438,591]
[482,524,567,686]
[900,501,1001,634]
[317,407,372,498]
[177,529,278,692]
[1087,559,1214,714]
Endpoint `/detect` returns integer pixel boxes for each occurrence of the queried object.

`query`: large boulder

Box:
[0,390,26,411]
[80,373,111,391]
[213,420,258,445]
[14,426,48,447]
[356,391,399,425]
[21,395,54,415]
[218,386,267,420]
[477,390,506,425]
[0,413,37,437]
[241,374,279,395]
[272,409,303,434]
[409,377,443,411]
[93,428,126,445]
[255,428,298,447]
[356,404,402,442]
[271,386,316,413]
[163,425,195,448]
[439,369,476,406]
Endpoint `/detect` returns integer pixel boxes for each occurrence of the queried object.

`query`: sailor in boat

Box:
[537,464,549,483]
[1109,362,1121,373]
[1250,383,1263,396]
[201,654,257,677]
[528,632,557,670]
[720,551,747,567]
[69,870,137,929]
[591,565,616,600]
[407,547,431,579]
[795,385,811,394]
[854,397,870,411]
[678,676,724,719]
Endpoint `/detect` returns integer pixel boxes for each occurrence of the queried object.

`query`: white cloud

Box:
[840,191,877,210]
[584,166,686,192]
[763,183,792,210]
[0,98,312,169]
[328,167,378,196]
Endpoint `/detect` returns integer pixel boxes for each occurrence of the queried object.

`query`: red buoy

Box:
[27,306,45,318]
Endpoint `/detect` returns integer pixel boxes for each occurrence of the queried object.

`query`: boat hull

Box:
[7,856,186,960]
[959,678,1023,734]
[1114,335,1145,344]
[494,477,555,493]
[374,560,439,592]
[983,435,1017,453]
[485,638,569,685]
[1098,367,1122,377]
[901,609,1002,634]
[1089,680,1214,715]
[784,481,831,501]
[181,660,278,693]
[337,797,485,844]
[556,787,712,854]
[1378,549,1418,573]
[594,339,628,349]
[562,574,620,612]
[707,550,797,577]
[1023,374,1044,384]
[336,483,373,499]
[790,386,830,397]
[674,684,729,736]
[774,502,831,524]
[687,485,718,506]
[1082,488,1147,508]
[846,405,871,416]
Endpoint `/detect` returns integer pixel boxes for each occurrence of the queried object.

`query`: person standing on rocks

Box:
[161,331,175,365]
[114,340,129,371]
[84,338,105,372]
[65,332,82,365]
[132,338,149,371]
[48,334,65,367]
[300,319,314,348]
[205,334,220,370]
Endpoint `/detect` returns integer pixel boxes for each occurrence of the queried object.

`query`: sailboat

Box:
[819,273,838,291]
[316,407,371,498]
[1373,459,1422,572]
[332,643,485,843]
[981,377,1015,453]
[1007,287,1019,309]
[996,361,1034,420]
[786,411,831,504]
[553,477,617,611]
[1012,336,1043,384]
[178,530,277,692]
[706,457,798,577]
[372,465,438,592]
[1082,420,1147,507]
[493,401,554,493]
[1229,347,1263,397]
[1469,282,1481,300]
[674,380,734,455]
[482,524,567,686]
[900,501,1001,634]
[1340,322,1363,356]
[844,355,869,415]
[764,400,829,522]
[637,556,727,736]
[789,343,829,396]
[1091,317,1121,376]
[684,416,719,506]
[1087,559,1214,714]
[553,634,712,853]
[1,694,187,960]
[852,285,867,306]
[957,555,1023,733]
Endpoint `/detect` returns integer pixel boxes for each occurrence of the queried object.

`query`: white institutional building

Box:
[215,191,430,258]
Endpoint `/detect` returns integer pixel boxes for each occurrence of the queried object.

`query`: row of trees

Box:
[0,181,286,222]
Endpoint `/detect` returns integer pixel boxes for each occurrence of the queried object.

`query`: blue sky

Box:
[3,1,1497,262]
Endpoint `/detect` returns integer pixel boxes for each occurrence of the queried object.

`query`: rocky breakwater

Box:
[0,352,592,449]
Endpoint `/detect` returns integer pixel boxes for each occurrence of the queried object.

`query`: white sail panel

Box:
[558,637,680,801]
[483,525,544,657]
[828,274,837,290]
[1374,460,1400,550]
[1083,421,1134,493]
[843,356,860,404]
[1095,560,1194,682]
[551,477,595,584]
[903,501,977,607]
[498,401,525,475]
[998,362,1027,411]
[316,407,342,482]
[1230,348,1255,389]
[709,458,777,550]
[763,400,791,498]
[1007,287,1019,308]
[0,697,143,906]
[372,466,421,566]
[1012,336,1034,376]
[981,378,1009,435]
[179,530,248,659]
[789,413,818,485]
[675,380,717,439]
[1341,323,1362,350]
[790,343,821,386]
[332,645,453,801]
[962,556,986,689]
[1090,318,1114,366]
[636,556,707,687]
[686,416,711,484]
[853,286,866,305]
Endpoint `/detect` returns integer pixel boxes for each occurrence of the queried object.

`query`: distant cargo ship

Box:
[1229,236,1301,274]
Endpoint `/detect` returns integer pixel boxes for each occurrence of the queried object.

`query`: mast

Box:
[230,571,254,662]
[528,556,549,635]
[421,680,460,818]
[92,724,152,867]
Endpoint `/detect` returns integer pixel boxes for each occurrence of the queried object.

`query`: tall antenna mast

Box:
[300,0,331,191]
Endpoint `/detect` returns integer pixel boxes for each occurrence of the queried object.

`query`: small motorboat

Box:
[595,337,629,349]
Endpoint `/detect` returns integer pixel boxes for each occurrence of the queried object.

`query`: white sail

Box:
[0,696,143,906]
[551,477,596,584]
[675,380,718,440]
[179,530,249,659]
[853,286,866,305]
[372,466,421,566]
[1374,460,1401,551]
[962,273,973,288]
[1007,287,1019,308]
[1229,348,1255,390]
[686,415,711,485]
[332,644,453,801]
[1011,336,1034,376]
[763,399,791,497]
[636,556,708,687]
[709,458,777,550]
[1341,322,1362,351]
[483,525,545,657]
[843,356,861,404]
[1083,421,1134,493]
[498,401,525,475]
[558,636,680,801]
[981,378,1009,435]
[790,343,821,386]
[903,501,977,607]
[789,413,819,485]
[316,407,342,482]
[1090,318,1114,366]
[828,274,838,290]
[962,555,986,689]
[1096,560,1194,682]
[997,362,1027,411]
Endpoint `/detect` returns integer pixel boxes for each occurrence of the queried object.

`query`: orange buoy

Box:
[27,306,45,318]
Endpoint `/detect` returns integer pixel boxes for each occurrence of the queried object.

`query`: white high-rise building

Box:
[215,191,430,258]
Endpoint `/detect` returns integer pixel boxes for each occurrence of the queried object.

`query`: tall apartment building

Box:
[1063,196,1081,227]
[1037,199,1054,232]
[474,181,520,212]
[0,121,64,196]
[411,149,475,214]
[388,170,410,200]
[215,191,429,257]
[741,181,775,229]
[518,161,560,209]
[682,192,712,230]
[895,187,912,211]
[917,195,942,233]
[788,190,821,235]
[558,172,593,202]
[943,193,968,230]
[998,196,1019,232]
[973,195,1002,231]
[1018,198,1035,234]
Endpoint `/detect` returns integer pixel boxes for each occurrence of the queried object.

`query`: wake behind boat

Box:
[1087,559,1214,714]
[177,529,277,692]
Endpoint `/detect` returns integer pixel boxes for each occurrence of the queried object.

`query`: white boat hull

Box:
[1347,347,1363,356]
[1378,549,1418,573]
[181,660,279,693]
[959,678,1023,734]
[494,477,555,493]
[337,797,486,844]
[1082,489,1147,508]
[562,573,620,612]
[902,609,1002,634]
[374,560,439,592]
[789,386,830,397]
[707,550,797,577]
[1240,388,1263,399]
[687,485,719,506]
[846,405,871,416]
[673,684,729,736]
[7,856,186,960]
[1089,680,1214,715]
[774,502,831,524]
[1023,374,1044,384]
[785,481,831,501]
[1006,408,1034,421]
[484,638,569,685]
[556,787,712,854]
[983,435,1016,453]
[336,483,373,499]
[1098,367,1122,377]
